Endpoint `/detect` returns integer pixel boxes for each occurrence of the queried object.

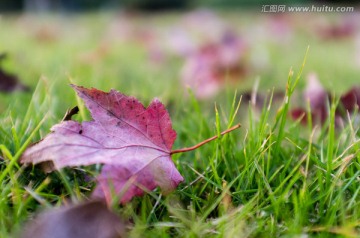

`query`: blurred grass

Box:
[0,12,359,109]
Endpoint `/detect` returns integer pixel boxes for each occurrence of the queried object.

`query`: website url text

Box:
[261,5,354,13]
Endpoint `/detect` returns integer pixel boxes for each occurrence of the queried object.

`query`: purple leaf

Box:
[181,32,247,99]
[291,73,329,124]
[340,86,360,113]
[290,73,360,126]
[303,73,328,110]
[21,85,183,204]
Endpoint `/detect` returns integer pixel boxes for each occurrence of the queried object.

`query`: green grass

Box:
[0,12,360,237]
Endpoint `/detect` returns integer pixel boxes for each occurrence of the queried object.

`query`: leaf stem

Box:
[62,106,79,121]
[170,123,241,155]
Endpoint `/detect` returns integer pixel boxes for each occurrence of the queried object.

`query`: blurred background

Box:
[0,0,357,12]
[0,0,359,118]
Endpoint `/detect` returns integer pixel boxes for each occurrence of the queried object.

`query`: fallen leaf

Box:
[181,31,247,99]
[303,73,328,110]
[290,73,329,125]
[339,86,360,113]
[318,20,355,40]
[21,85,184,203]
[21,85,241,204]
[290,108,308,125]
[0,69,29,92]
[0,53,29,92]
[164,28,196,57]
[290,73,360,126]
[19,200,127,238]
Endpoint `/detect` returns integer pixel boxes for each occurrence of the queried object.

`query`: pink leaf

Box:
[290,73,360,127]
[303,73,327,110]
[291,73,329,125]
[180,32,247,99]
[21,85,184,204]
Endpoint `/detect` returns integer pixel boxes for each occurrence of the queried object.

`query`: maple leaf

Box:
[21,85,184,203]
[21,85,241,204]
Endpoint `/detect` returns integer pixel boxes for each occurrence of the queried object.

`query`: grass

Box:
[0,12,360,237]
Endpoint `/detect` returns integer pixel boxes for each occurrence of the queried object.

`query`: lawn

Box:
[0,10,359,237]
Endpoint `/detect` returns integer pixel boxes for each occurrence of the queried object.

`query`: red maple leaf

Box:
[21,85,184,203]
